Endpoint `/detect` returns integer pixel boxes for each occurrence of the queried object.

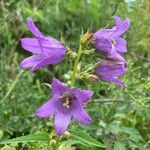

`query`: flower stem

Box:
[70,44,82,87]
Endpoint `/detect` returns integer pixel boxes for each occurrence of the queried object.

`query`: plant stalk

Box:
[70,44,82,87]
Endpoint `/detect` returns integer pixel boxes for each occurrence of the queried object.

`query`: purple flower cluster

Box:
[20,16,130,135]
[94,16,130,88]
[20,18,94,135]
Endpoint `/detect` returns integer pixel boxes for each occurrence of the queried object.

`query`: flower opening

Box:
[61,91,75,108]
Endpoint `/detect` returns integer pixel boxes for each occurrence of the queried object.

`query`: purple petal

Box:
[38,37,66,51]
[31,55,64,71]
[107,49,127,65]
[36,98,56,118]
[113,16,130,37]
[20,37,66,56]
[94,37,127,66]
[54,113,71,135]
[94,16,130,39]
[112,78,125,89]
[114,37,127,53]
[44,36,65,45]
[27,18,44,37]
[20,38,42,54]
[51,78,69,97]
[38,37,66,56]
[96,64,126,77]
[96,64,126,89]
[20,55,47,69]
[100,76,125,89]
[94,37,113,53]
[94,28,115,39]
[74,89,93,104]
[115,16,123,27]
[73,108,92,124]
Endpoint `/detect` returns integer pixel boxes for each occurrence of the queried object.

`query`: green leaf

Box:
[58,139,83,150]
[120,127,143,142]
[106,121,121,134]
[0,132,49,144]
[71,129,105,148]
[113,141,126,150]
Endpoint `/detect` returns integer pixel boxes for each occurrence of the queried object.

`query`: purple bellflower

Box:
[96,64,126,89]
[20,19,66,71]
[36,78,93,135]
[94,16,130,65]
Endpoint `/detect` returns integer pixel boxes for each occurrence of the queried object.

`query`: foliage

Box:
[0,0,150,149]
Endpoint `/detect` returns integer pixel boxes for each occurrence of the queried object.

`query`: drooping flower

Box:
[20,18,66,71]
[36,78,93,135]
[96,64,126,89]
[94,16,130,65]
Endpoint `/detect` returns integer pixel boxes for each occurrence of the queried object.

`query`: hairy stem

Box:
[70,44,82,87]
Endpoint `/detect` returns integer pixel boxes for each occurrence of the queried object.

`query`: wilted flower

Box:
[94,16,130,65]
[20,18,66,71]
[96,64,126,89]
[36,78,93,135]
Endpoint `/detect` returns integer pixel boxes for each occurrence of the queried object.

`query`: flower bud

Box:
[50,139,57,145]
[87,74,99,82]
[64,131,72,138]
[80,32,94,47]
[66,47,77,59]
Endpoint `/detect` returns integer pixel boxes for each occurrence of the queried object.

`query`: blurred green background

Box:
[0,0,150,149]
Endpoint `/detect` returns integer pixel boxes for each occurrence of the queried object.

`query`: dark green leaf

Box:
[0,132,49,144]
[71,129,105,148]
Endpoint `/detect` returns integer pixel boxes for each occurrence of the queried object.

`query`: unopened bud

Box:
[66,47,77,59]
[87,74,99,82]
[80,32,94,46]
[64,131,72,138]
[50,139,57,145]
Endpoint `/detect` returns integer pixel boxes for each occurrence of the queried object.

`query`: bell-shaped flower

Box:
[36,78,94,135]
[94,16,130,65]
[96,64,126,89]
[20,18,66,71]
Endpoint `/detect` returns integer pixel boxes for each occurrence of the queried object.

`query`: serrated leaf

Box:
[0,132,49,144]
[113,141,126,150]
[71,129,105,148]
